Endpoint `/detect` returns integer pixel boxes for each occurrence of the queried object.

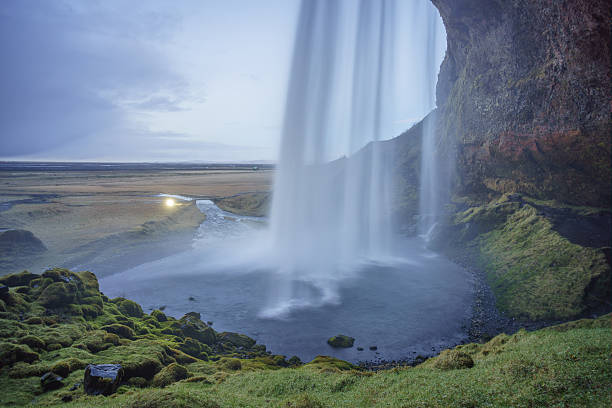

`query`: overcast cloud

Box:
[0,0,298,162]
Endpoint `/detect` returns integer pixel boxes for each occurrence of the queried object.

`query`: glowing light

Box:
[165,198,176,207]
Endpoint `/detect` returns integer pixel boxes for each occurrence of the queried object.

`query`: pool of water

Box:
[99,201,474,363]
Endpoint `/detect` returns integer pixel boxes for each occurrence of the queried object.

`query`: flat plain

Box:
[0,167,273,276]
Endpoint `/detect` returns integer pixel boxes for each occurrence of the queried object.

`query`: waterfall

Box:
[265,0,445,317]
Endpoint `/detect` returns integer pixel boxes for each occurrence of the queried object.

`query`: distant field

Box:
[0,165,273,276]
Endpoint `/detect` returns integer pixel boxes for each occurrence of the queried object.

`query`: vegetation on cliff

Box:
[0,268,610,407]
[435,194,610,320]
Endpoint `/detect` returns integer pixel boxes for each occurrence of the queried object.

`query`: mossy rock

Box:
[327,335,355,348]
[75,330,120,353]
[8,361,50,378]
[151,363,189,387]
[50,358,86,377]
[96,339,174,380]
[0,342,39,366]
[37,282,75,308]
[217,358,242,371]
[0,271,39,287]
[101,324,135,340]
[127,376,148,388]
[178,337,202,358]
[151,309,168,322]
[114,298,144,318]
[177,312,216,345]
[433,349,474,370]
[20,335,45,350]
[217,332,256,349]
[305,356,355,371]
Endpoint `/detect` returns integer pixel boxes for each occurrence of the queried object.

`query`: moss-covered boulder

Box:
[0,271,39,287]
[151,363,189,387]
[151,309,168,322]
[96,339,174,380]
[217,332,256,349]
[37,282,75,308]
[113,298,144,318]
[20,335,45,351]
[101,324,135,340]
[433,349,474,370]
[327,335,355,348]
[178,312,216,345]
[0,342,39,366]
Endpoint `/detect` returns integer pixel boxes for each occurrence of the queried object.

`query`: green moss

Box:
[177,313,216,345]
[0,342,39,366]
[113,298,144,318]
[0,271,39,287]
[100,324,135,340]
[479,205,610,320]
[20,335,45,350]
[327,335,355,348]
[151,363,189,387]
[151,310,167,322]
[37,282,75,308]
[432,349,474,370]
[217,358,242,371]
[95,339,174,380]
[217,332,256,349]
[304,356,355,372]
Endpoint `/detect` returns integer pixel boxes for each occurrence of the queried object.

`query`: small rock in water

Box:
[41,372,64,391]
[357,347,364,351]
[84,364,123,396]
[369,346,377,351]
[327,335,355,348]
[207,321,213,326]
[159,305,166,311]
[188,296,196,301]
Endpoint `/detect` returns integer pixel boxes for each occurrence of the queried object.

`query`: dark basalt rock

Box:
[327,335,355,348]
[41,372,64,391]
[430,0,611,208]
[84,364,123,396]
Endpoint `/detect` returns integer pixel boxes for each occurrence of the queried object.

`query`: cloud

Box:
[0,0,189,156]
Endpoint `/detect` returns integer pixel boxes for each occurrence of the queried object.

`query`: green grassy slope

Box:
[0,269,610,407]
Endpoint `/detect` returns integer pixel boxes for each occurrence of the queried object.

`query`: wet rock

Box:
[357,347,364,351]
[41,372,64,391]
[68,382,82,391]
[327,335,355,348]
[369,346,377,351]
[84,364,124,396]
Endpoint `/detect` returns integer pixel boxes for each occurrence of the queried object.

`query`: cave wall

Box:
[431,0,611,207]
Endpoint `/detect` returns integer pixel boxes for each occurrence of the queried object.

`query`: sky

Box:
[0,0,445,163]
[0,0,299,162]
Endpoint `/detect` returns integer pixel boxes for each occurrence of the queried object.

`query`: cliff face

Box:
[431,0,610,207]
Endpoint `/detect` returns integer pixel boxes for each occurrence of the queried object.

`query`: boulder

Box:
[217,332,256,349]
[37,282,75,308]
[0,271,39,287]
[151,363,188,387]
[433,349,474,370]
[84,364,124,396]
[41,372,64,391]
[327,335,355,348]
[178,312,216,345]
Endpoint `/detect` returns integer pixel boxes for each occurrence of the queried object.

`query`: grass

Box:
[448,195,610,320]
[0,268,610,407]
